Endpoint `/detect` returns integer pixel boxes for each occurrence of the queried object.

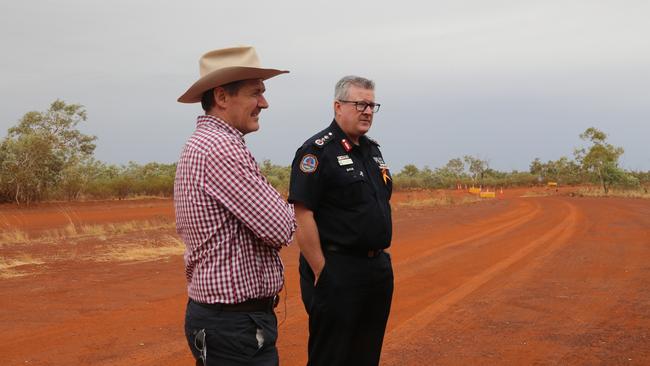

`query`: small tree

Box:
[529,158,544,179]
[7,100,96,165]
[445,158,465,182]
[399,164,420,177]
[574,127,624,193]
[0,100,97,203]
[463,155,488,185]
[0,134,60,203]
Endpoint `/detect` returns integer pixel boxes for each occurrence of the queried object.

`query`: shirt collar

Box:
[329,119,369,147]
[196,115,245,142]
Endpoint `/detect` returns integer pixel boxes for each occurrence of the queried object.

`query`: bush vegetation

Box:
[1,100,648,204]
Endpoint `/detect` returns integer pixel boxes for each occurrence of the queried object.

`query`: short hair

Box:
[334,76,375,100]
[200,80,246,113]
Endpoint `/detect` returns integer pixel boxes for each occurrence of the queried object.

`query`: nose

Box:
[258,95,269,109]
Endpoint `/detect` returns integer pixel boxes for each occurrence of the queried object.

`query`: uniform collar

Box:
[329,119,370,148]
[197,115,245,142]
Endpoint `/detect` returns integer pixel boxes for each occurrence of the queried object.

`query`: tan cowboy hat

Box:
[177,46,289,103]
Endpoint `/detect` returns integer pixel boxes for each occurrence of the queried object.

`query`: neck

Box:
[334,119,361,145]
[207,109,228,123]
[207,110,243,134]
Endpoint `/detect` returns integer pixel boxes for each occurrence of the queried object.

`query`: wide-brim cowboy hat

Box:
[178,46,289,103]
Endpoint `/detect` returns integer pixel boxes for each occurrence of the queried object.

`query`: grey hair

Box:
[334,75,375,100]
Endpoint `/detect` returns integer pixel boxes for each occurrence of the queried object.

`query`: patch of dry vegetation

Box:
[0,230,30,244]
[397,194,481,208]
[573,187,650,199]
[0,219,175,246]
[2,234,185,278]
[92,235,184,263]
[520,190,556,198]
[0,255,45,278]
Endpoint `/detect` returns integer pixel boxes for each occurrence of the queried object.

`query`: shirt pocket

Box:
[331,171,368,206]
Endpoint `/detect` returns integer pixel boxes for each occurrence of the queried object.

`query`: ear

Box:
[333,100,341,117]
[214,87,228,109]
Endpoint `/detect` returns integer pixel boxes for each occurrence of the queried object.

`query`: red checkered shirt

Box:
[174,115,296,304]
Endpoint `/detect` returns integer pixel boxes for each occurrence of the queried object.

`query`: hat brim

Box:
[177,67,289,103]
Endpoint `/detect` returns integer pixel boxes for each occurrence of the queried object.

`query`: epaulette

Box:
[311,131,335,148]
[366,136,380,146]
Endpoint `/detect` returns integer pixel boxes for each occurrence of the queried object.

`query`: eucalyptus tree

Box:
[0,100,96,203]
[574,127,625,193]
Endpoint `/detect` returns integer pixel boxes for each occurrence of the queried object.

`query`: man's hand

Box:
[294,203,325,286]
[313,257,325,286]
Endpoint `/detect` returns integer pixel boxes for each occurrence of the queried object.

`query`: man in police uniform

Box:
[289,76,393,366]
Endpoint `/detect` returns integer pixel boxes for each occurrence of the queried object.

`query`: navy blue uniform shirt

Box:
[289,120,392,250]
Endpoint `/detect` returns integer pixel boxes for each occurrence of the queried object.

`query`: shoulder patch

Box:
[299,154,319,173]
[312,132,334,148]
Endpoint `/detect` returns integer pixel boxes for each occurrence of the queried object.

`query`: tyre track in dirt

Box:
[381,196,650,365]
[3,193,649,365]
[382,197,580,361]
[270,199,542,333]
[392,199,543,280]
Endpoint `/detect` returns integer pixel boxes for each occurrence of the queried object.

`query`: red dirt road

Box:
[1,191,649,365]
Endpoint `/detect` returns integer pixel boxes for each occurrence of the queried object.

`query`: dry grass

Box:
[1,234,185,278]
[1,218,184,278]
[520,190,555,198]
[0,230,30,244]
[398,194,481,208]
[573,187,650,199]
[93,235,184,262]
[0,255,45,278]
[0,219,175,245]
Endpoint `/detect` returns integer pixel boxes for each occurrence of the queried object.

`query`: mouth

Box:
[251,109,261,118]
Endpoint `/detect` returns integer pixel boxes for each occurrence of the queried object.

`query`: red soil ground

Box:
[1,189,649,365]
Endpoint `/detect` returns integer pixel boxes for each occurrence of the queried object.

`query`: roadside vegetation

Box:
[396,193,482,209]
[1,100,648,204]
[0,218,175,247]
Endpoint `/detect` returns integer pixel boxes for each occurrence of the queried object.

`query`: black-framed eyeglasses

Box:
[338,100,381,113]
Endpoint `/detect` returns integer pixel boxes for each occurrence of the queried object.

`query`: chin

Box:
[358,124,371,134]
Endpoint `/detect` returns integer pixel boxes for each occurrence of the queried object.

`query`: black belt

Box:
[193,295,279,313]
[322,243,384,258]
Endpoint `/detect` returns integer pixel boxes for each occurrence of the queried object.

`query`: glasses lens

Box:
[194,329,207,362]
[358,103,380,113]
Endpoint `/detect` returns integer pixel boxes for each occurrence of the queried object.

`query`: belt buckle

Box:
[367,249,376,258]
[272,294,280,308]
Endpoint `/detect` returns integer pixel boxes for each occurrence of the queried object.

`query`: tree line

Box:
[1,100,648,204]
[0,100,175,204]
[394,127,648,192]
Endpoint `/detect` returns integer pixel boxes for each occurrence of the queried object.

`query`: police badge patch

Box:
[300,154,319,173]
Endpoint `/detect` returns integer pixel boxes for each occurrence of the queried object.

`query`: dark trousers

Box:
[185,299,279,366]
[299,251,394,366]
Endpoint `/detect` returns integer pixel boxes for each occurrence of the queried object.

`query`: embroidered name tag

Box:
[373,156,389,169]
[337,155,353,166]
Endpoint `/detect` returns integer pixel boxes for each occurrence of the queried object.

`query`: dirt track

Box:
[1,190,649,365]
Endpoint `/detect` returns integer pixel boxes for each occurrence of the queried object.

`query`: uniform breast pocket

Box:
[331,173,368,206]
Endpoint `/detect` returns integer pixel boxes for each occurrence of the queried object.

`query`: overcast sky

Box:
[1,0,649,171]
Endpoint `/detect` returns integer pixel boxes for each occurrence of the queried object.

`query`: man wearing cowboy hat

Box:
[174,46,296,366]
